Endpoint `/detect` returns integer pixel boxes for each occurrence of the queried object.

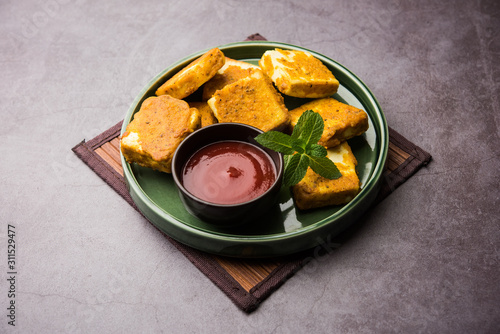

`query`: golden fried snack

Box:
[120,95,201,173]
[188,101,218,128]
[259,48,339,98]
[202,58,261,100]
[292,142,360,210]
[289,98,368,148]
[155,48,225,99]
[207,71,290,132]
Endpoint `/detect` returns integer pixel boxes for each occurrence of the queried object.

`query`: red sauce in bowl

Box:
[181,141,277,205]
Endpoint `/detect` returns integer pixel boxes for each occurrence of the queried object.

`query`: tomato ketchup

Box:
[181,141,276,205]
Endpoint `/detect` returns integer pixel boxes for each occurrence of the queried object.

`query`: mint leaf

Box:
[283,154,310,187]
[308,155,342,180]
[308,144,327,158]
[255,110,343,187]
[291,110,324,146]
[283,154,292,170]
[291,138,306,154]
[254,131,295,155]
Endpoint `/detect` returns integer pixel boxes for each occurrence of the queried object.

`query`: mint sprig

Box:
[255,110,342,187]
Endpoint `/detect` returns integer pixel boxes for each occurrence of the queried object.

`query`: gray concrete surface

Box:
[1,0,499,332]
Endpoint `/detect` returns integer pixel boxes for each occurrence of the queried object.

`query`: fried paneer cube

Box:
[155,48,225,99]
[292,142,360,210]
[207,71,290,132]
[259,48,339,98]
[188,101,218,128]
[290,98,369,148]
[120,95,201,173]
[202,58,262,100]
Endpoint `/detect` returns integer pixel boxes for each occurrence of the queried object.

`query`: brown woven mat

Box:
[71,35,432,312]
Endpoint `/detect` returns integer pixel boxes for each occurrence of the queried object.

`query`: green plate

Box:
[121,41,388,258]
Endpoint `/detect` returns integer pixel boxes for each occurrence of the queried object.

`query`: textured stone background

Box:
[1,0,499,332]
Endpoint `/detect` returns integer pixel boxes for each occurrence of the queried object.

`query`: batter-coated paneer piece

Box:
[202,58,262,101]
[155,48,225,99]
[292,142,360,210]
[290,98,369,148]
[188,101,218,128]
[259,48,339,98]
[120,95,201,173]
[207,71,290,132]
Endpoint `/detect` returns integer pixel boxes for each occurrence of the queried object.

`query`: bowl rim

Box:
[120,40,389,254]
[171,122,284,208]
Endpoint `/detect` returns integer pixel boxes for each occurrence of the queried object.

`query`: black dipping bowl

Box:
[171,123,284,226]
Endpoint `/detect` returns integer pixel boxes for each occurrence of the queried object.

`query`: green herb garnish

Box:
[255,110,341,187]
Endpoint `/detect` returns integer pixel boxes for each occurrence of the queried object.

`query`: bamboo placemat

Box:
[71,34,432,312]
[72,121,430,312]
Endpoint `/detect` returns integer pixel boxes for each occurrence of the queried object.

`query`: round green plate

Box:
[121,41,388,258]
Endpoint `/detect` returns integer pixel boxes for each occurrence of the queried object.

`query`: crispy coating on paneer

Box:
[292,142,360,210]
[207,71,290,132]
[202,58,262,101]
[155,48,225,99]
[259,48,339,98]
[289,98,368,148]
[188,101,218,128]
[120,95,201,173]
